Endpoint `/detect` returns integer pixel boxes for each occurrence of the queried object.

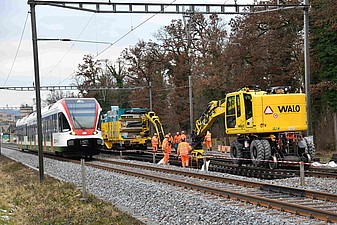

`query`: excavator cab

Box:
[225,92,253,133]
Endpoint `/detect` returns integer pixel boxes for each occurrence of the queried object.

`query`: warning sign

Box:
[264,106,273,114]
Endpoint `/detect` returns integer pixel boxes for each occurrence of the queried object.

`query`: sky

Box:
[0,0,253,108]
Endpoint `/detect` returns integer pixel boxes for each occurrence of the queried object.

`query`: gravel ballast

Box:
[2,148,336,225]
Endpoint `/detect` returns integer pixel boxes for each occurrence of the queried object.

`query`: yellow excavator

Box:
[191,86,315,169]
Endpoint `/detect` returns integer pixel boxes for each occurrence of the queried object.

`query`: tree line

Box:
[46,0,336,152]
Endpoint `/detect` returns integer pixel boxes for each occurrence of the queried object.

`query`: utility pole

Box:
[303,0,311,135]
[189,76,193,135]
[149,81,153,111]
[29,0,44,182]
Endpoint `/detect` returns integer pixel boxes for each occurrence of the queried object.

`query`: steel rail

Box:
[2,146,337,222]
[95,158,337,203]
[86,160,337,223]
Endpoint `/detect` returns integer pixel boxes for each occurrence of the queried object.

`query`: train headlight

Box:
[93,130,98,135]
[69,131,76,135]
[97,139,103,145]
[67,140,75,146]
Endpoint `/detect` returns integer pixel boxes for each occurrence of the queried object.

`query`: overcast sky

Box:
[0,0,252,108]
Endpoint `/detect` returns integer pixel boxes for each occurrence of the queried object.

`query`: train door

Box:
[225,94,245,132]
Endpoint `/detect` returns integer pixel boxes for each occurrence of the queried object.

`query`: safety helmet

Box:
[176,132,180,135]
[165,134,169,138]
[181,131,185,134]
[154,133,157,136]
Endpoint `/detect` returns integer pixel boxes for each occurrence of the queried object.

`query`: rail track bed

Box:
[2,145,337,224]
[100,149,337,179]
[46,155,337,223]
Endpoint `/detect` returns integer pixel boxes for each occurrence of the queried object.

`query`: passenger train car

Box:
[16,98,103,158]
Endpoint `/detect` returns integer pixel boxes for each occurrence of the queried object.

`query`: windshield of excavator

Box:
[65,99,97,129]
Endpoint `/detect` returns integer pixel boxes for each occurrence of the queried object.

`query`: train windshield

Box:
[65,99,97,129]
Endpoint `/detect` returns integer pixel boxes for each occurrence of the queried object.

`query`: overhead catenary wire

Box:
[55,0,178,86]
[4,12,30,86]
[95,0,177,59]
[41,13,96,81]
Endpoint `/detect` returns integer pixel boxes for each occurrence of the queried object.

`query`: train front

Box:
[62,98,103,158]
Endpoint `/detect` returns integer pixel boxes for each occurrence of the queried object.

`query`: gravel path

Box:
[2,148,336,225]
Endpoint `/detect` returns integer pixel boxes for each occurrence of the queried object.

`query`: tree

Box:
[310,0,337,151]
[74,54,129,112]
[121,40,167,115]
[43,91,76,106]
[74,54,103,99]
[227,0,304,91]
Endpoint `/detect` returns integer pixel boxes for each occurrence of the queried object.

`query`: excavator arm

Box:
[145,111,165,147]
[192,99,226,149]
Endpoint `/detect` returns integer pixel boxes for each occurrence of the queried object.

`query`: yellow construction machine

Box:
[101,106,165,150]
[191,86,315,168]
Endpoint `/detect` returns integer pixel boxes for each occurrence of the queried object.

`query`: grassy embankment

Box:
[0,156,144,225]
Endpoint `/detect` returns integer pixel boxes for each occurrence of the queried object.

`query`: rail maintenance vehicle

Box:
[101,106,165,150]
[191,86,315,169]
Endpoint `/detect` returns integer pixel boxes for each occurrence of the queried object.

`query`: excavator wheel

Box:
[230,140,243,166]
[304,137,315,158]
[250,140,265,167]
[260,139,271,167]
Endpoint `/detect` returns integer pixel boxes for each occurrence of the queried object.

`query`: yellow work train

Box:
[192,86,314,169]
[101,106,165,151]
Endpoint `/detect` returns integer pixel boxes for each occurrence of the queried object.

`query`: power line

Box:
[4,12,29,86]
[41,13,96,81]
[96,0,177,58]
[56,0,178,85]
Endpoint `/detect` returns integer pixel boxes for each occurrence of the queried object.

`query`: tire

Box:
[304,136,315,158]
[268,155,278,169]
[230,140,243,166]
[260,139,271,167]
[250,140,265,167]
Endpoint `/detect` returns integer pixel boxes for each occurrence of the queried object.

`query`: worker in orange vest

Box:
[162,135,171,165]
[181,130,186,142]
[204,130,212,151]
[151,133,159,153]
[177,137,192,167]
[173,132,181,151]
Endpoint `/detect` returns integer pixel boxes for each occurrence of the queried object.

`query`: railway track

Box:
[3,142,337,179]
[33,153,337,223]
[2,144,337,223]
[91,158,337,222]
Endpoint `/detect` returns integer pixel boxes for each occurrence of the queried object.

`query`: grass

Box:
[0,156,144,225]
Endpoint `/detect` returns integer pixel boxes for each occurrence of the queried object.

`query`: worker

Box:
[168,133,174,151]
[181,130,187,142]
[173,132,181,151]
[161,134,171,165]
[151,133,159,153]
[204,130,212,151]
[177,137,192,167]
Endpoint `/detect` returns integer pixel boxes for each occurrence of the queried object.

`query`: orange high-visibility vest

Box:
[173,135,181,144]
[205,133,211,142]
[152,136,158,145]
[178,142,191,156]
[162,139,170,153]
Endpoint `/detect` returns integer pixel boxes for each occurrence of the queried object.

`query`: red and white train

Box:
[16,98,103,158]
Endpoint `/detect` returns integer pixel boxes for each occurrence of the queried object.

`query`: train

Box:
[16,98,103,158]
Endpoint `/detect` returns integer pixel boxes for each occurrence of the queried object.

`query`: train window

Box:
[65,99,97,129]
[58,113,70,132]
